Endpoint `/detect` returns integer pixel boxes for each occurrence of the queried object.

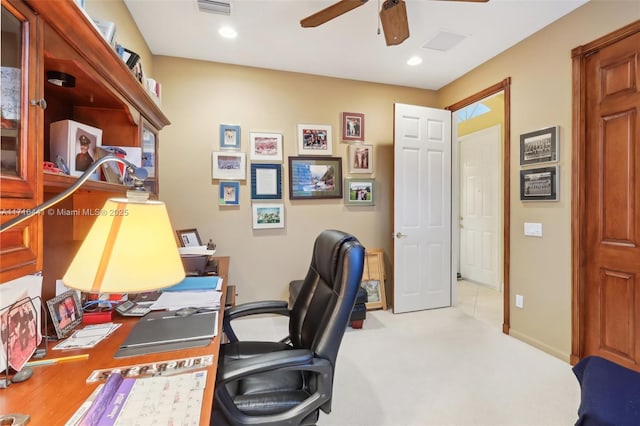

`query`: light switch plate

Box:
[524,222,543,237]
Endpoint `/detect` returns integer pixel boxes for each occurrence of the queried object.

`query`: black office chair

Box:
[212,229,365,426]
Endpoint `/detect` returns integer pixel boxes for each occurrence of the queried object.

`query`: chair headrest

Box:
[312,229,358,283]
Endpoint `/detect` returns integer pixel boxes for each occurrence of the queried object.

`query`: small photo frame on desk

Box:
[47,290,82,339]
[176,229,202,247]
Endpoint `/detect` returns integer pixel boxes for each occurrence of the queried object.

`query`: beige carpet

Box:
[230,303,580,426]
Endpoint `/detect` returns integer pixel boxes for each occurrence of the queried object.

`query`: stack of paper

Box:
[150,276,223,311]
[53,323,121,350]
[178,246,215,256]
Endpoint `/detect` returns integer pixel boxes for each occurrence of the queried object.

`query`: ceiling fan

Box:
[300,0,489,46]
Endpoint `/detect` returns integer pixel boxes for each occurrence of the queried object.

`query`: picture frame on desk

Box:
[46,290,82,339]
[176,229,202,247]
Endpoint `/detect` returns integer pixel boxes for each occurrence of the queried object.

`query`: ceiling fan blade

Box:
[380,0,409,46]
[300,0,368,28]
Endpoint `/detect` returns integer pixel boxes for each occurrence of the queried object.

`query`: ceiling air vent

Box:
[197,0,231,15]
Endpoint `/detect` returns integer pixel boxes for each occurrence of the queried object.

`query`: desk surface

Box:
[0,256,229,425]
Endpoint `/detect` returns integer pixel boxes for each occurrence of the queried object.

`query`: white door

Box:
[393,103,452,313]
[459,125,501,289]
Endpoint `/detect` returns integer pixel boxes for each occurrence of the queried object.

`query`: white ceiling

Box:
[124,0,588,90]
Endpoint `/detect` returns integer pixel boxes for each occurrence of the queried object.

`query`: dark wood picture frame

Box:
[176,228,202,247]
[520,165,559,201]
[288,156,343,200]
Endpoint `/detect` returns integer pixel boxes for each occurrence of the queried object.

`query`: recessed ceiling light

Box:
[219,26,237,39]
[407,56,423,66]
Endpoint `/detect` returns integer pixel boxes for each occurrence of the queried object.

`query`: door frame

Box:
[570,20,640,365]
[446,78,511,334]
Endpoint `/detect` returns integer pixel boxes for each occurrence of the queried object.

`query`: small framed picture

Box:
[219,181,240,205]
[212,151,246,180]
[341,112,365,142]
[361,249,387,310]
[46,290,83,339]
[50,119,103,177]
[220,124,241,150]
[519,126,559,166]
[520,166,559,201]
[348,144,373,174]
[249,132,283,161]
[297,124,332,155]
[344,178,375,206]
[252,203,285,229]
[176,228,202,247]
[251,163,282,200]
[288,156,343,200]
[3,297,40,371]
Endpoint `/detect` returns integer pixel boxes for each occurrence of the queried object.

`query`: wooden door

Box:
[573,22,640,370]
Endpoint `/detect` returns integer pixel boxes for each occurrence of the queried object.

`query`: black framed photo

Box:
[519,126,559,166]
[288,156,343,200]
[520,166,559,201]
[251,163,282,200]
[46,290,82,339]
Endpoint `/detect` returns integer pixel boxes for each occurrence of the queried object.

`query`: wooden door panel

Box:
[582,29,640,370]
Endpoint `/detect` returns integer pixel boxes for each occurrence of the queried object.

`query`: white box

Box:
[50,120,102,177]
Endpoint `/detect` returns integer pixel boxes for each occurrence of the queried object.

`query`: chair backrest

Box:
[289,229,365,368]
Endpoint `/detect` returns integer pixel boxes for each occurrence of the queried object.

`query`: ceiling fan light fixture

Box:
[379,0,409,46]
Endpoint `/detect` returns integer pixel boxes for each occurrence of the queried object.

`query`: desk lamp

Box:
[1,156,184,389]
[1,155,185,293]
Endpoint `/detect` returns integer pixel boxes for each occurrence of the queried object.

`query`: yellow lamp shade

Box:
[63,198,185,293]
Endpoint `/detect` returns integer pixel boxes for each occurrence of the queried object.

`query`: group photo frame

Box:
[519,126,559,166]
[297,124,332,156]
[252,203,285,229]
[288,156,343,200]
[212,151,246,180]
[520,165,559,201]
[249,132,283,161]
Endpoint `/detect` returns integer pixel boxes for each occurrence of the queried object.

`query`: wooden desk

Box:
[0,256,230,425]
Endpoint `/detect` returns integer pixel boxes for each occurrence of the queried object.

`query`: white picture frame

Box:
[50,119,103,177]
[249,132,283,161]
[348,144,373,174]
[212,151,246,180]
[252,203,285,229]
[297,124,332,156]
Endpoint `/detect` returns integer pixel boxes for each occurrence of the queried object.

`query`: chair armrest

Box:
[215,350,334,425]
[223,300,290,342]
[219,349,318,383]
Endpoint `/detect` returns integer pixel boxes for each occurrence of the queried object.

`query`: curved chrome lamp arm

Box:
[1,155,148,232]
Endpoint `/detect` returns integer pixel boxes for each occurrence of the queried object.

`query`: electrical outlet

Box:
[515,294,524,309]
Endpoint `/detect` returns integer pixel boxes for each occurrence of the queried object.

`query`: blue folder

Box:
[163,276,221,292]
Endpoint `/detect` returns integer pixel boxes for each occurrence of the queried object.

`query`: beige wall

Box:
[153,58,436,302]
[82,0,639,361]
[438,1,639,359]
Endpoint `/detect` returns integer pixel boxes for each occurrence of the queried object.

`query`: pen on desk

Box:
[25,353,89,367]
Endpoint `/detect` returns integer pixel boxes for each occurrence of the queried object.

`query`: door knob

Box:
[395,232,407,238]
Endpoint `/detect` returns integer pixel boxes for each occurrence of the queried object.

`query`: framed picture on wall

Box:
[519,126,559,166]
[348,144,373,174]
[297,124,332,155]
[288,156,343,200]
[341,112,365,142]
[252,203,285,229]
[344,178,375,206]
[249,132,283,161]
[520,166,559,201]
[219,181,240,205]
[212,151,246,180]
[251,163,282,200]
[220,124,241,150]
